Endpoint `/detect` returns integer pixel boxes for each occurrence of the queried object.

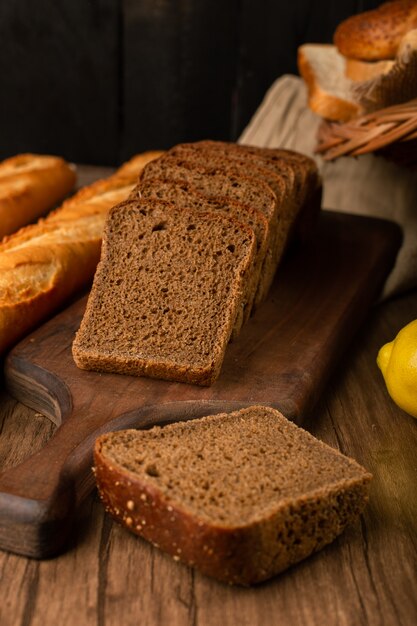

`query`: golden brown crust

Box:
[0,152,161,355]
[297,45,362,121]
[0,221,103,353]
[334,0,417,61]
[114,151,165,180]
[93,407,372,586]
[0,154,76,239]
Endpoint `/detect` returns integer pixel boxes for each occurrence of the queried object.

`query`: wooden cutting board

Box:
[0,211,401,558]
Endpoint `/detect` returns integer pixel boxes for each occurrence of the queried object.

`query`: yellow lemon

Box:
[377,319,417,418]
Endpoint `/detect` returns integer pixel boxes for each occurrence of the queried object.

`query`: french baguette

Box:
[0,154,76,239]
[0,151,163,355]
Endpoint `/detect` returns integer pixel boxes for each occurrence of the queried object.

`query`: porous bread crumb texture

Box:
[141,158,277,222]
[140,153,292,305]
[169,142,302,209]
[94,405,372,585]
[73,141,319,386]
[136,178,269,330]
[136,178,268,281]
[136,178,267,243]
[73,200,255,385]
[97,405,370,525]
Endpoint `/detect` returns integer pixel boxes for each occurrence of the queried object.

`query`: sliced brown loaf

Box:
[166,148,298,280]
[72,199,256,386]
[236,143,322,242]
[141,158,279,305]
[142,154,292,305]
[169,141,321,257]
[170,140,321,211]
[134,178,268,329]
[176,140,322,245]
[94,405,372,586]
[170,140,301,206]
[164,147,294,226]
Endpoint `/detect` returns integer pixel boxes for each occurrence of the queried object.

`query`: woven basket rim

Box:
[316,98,417,165]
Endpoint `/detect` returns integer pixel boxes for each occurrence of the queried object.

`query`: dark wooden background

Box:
[0,0,380,165]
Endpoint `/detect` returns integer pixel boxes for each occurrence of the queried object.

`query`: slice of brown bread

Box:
[141,155,291,305]
[140,158,278,305]
[174,140,320,205]
[172,140,322,244]
[165,148,299,296]
[133,178,269,329]
[235,142,322,241]
[170,140,300,208]
[94,405,372,586]
[72,199,256,386]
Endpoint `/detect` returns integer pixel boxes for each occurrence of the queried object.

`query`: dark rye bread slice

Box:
[72,199,256,386]
[142,155,287,305]
[230,142,322,242]
[141,159,278,306]
[93,405,372,586]
[170,141,300,210]
[165,148,299,298]
[133,178,269,329]
[174,140,319,205]
[173,141,322,243]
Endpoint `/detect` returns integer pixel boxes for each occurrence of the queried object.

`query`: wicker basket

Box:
[315,99,417,168]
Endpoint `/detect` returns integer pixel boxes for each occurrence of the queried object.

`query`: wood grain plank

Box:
[0,293,416,625]
[26,498,102,626]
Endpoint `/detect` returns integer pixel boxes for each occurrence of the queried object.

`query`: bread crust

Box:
[72,201,257,386]
[0,152,161,355]
[334,0,417,61]
[93,407,372,586]
[0,154,76,239]
[297,45,362,121]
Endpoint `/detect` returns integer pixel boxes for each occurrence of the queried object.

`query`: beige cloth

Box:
[239,75,417,299]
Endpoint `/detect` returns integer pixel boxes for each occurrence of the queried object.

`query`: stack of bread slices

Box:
[298,0,417,121]
[72,141,320,386]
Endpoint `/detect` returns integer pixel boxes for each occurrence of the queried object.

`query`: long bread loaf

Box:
[0,151,163,354]
[0,153,76,239]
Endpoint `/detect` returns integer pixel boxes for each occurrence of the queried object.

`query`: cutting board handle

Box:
[0,402,112,557]
[0,381,238,558]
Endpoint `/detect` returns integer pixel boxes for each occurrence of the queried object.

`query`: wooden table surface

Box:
[0,166,416,626]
